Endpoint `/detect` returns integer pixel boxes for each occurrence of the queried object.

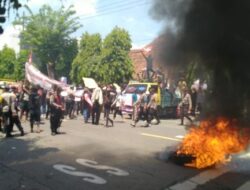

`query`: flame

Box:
[177,118,250,169]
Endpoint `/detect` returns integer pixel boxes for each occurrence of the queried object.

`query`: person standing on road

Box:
[147,87,160,125]
[91,84,103,125]
[190,86,197,117]
[65,92,75,119]
[20,85,30,122]
[10,93,24,136]
[131,91,150,127]
[178,88,193,125]
[82,88,92,123]
[1,86,16,137]
[29,85,41,133]
[103,90,113,127]
[50,86,64,135]
[111,92,123,120]
[45,91,52,119]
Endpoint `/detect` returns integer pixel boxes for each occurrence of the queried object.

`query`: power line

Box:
[95,0,149,11]
[79,1,150,18]
[79,2,151,21]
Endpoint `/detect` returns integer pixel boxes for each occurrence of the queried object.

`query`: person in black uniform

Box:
[29,85,41,133]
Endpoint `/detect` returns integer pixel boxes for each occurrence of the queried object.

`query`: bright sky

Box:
[0,0,165,53]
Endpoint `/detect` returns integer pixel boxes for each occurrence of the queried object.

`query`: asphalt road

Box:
[0,114,250,190]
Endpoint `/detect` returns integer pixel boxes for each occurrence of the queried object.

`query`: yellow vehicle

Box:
[121,81,180,118]
[121,82,161,115]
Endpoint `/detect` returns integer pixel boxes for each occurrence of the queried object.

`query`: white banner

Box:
[25,62,68,90]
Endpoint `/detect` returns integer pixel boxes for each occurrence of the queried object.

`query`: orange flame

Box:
[177,118,250,169]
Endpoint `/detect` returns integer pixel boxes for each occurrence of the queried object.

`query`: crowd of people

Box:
[0,83,65,137]
[0,77,206,138]
[0,82,127,138]
[176,78,206,125]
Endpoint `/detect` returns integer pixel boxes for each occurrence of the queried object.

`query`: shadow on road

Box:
[0,136,59,163]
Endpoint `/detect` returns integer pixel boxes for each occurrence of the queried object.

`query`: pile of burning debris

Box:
[169,118,250,169]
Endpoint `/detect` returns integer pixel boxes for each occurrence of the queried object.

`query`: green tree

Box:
[101,26,133,84]
[56,38,78,81]
[0,45,16,79]
[17,5,81,79]
[70,32,102,84]
[14,49,29,80]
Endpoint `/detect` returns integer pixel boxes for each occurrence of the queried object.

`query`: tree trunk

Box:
[47,62,55,79]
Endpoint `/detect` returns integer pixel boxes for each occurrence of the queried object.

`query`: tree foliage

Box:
[0,45,16,79]
[70,32,102,84]
[15,49,29,80]
[70,27,133,85]
[0,45,27,80]
[101,26,133,84]
[17,5,80,79]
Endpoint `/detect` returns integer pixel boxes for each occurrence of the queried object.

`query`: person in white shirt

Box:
[111,92,123,120]
[178,88,193,125]
[91,85,103,125]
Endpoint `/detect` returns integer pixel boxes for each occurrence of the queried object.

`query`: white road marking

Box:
[76,159,129,176]
[237,181,250,190]
[166,168,229,190]
[141,133,182,142]
[175,135,184,139]
[53,164,106,184]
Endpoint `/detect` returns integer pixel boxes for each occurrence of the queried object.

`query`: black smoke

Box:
[150,0,250,123]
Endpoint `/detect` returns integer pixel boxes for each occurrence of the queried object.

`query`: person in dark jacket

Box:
[50,86,64,135]
[29,85,41,133]
[103,90,113,127]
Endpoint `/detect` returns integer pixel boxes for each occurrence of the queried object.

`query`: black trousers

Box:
[104,107,113,126]
[11,115,24,134]
[92,102,101,125]
[3,112,12,136]
[148,108,160,124]
[113,107,123,119]
[180,104,192,125]
[135,106,149,123]
[50,110,62,133]
[30,110,40,129]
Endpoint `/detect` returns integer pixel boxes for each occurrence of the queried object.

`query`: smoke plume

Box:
[150,0,250,123]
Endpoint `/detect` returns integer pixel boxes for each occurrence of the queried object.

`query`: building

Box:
[129,39,168,83]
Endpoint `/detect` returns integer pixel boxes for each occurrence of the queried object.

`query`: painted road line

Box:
[165,168,229,190]
[175,135,184,139]
[237,181,250,190]
[141,133,182,142]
